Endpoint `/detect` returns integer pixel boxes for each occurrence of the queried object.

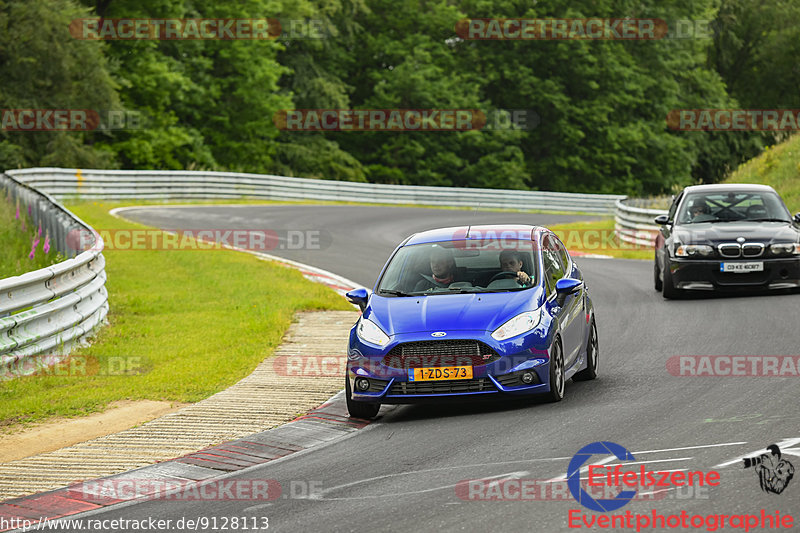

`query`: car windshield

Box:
[376,240,538,296]
[677,191,791,224]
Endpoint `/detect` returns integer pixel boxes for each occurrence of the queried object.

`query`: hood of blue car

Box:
[365,290,543,335]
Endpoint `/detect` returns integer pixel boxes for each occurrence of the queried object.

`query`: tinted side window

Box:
[668,193,682,222]
[542,235,565,294]
[553,236,570,275]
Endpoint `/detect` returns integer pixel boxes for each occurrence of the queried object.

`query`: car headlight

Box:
[675,244,714,257]
[356,318,390,346]
[769,243,800,256]
[491,309,542,341]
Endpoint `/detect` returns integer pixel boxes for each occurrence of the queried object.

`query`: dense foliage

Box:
[0,0,794,194]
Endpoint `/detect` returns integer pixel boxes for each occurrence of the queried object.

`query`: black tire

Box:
[345,378,380,419]
[543,338,565,402]
[573,319,598,382]
[661,262,682,299]
[653,259,663,292]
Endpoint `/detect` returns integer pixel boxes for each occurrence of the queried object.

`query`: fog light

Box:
[521,372,535,384]
[355,378,370,391]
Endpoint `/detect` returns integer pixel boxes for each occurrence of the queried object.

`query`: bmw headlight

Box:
[356,318,390,346]
[769,243,800,256]
[492,309,542,341]
[675,244,714,257]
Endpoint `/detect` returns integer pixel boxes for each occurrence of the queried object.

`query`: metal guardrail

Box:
[614,198,669,247]
[0,173,108,377]
[7,168,625,214]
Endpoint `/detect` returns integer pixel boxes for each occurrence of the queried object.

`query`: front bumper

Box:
[347,329,554,404]
[668,256,800,290]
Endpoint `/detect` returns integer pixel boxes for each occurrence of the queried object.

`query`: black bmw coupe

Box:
[654,184,800,298]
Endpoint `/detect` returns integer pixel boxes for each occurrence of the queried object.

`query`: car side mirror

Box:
[345,288,370,311]
[555,278,582,305]
[794,212,800,224]
[654,215,670,225]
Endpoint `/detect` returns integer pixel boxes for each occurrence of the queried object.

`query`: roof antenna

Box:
[467,202,481,238]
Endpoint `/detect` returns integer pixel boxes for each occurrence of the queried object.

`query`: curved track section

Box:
[72,205,798,531]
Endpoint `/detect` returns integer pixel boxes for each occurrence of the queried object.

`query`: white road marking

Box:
[601,457,692,467]
[547,454,617,482]
[639,487,675,497]
[714,437,800,468]
[309,457,571,500]
[311,470,530,501]
[632,441,747,455]
[778,447,800,458]
[242,503,273,512]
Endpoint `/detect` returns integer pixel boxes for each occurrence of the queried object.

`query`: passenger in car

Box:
[499,250,532,286]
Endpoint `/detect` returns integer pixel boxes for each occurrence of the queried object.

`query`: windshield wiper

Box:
[746,218,791,223]
[377,289,415,297]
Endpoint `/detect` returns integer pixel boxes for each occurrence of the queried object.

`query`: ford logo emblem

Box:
[431,332,447,337]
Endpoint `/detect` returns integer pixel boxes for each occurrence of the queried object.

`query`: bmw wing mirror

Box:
[794,212,800,224]
[345,288,370,312]
[654,215,670,225]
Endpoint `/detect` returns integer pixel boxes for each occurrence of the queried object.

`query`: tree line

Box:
[0,0,797,195]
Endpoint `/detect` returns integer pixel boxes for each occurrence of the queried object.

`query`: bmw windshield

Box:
[376,240,539,296]
[678,191,792,225]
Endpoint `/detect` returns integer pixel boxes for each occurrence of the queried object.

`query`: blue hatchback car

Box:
[344,225,599,419]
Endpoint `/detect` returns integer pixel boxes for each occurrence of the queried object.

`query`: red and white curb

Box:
[0,394,374,531]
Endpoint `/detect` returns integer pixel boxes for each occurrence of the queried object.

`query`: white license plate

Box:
[720,262,763,273]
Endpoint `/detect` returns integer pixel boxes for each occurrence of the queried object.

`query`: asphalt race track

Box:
[57,205,800,532]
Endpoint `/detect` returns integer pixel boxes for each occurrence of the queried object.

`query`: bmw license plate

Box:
[409,366,473,381]
[720,262,763,273]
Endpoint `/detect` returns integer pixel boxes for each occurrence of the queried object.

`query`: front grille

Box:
[718,243,741,258]
[714,270,771,286]
[389,378,494,395]
[742,243,764,257]
[382,340,500,369]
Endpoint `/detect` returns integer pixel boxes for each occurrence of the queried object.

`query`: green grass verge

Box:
[0,196,63,278]
[0,202,351,431]
[725,133,800,213]
[547,219,654,260]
